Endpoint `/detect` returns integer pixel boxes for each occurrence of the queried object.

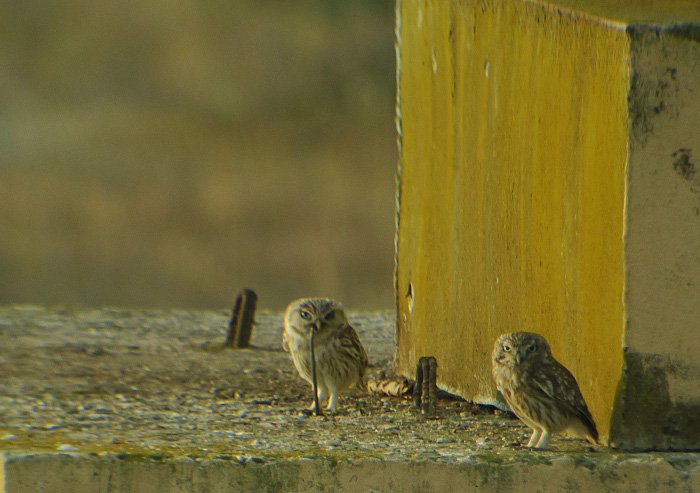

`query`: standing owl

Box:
[491,331,598,449]
[283,298,368,413]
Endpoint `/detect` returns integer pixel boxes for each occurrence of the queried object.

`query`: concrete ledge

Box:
[2,306,700,491]
[4,451,700,492]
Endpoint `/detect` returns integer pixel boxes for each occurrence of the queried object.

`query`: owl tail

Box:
[586,426,600,445]
[582,411,599,445]
[572,410,599,445]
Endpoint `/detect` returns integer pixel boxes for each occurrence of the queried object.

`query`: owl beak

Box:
[515,351,523,365]
[309,320,321,333]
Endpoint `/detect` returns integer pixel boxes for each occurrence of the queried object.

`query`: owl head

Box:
[492,331,552,370]
[284,298,348,338]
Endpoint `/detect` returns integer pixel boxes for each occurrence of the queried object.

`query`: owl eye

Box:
[502,344,511,352]
[528,344,537,353]
[299,310,311,320]
[324,310,335,321]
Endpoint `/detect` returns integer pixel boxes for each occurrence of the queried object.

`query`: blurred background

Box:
[0,0,397,311]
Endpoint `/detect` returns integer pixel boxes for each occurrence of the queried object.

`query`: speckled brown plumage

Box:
[492,331,598,449]
[283,298,368,412]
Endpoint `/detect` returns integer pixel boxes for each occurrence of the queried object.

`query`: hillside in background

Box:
[0,0,397,310]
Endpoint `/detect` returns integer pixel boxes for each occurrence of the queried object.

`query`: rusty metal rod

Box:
[420,357,431,415]
[225,289,258,348]
[427,356,438,417]
[413,359,424,409]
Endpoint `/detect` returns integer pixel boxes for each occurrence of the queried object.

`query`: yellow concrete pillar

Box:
[395,0,700,450]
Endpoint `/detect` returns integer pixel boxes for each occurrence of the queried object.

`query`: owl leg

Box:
[326,390,339,413]
[533,430,550,449]
[525,428,543,448]
[309,387,327,411]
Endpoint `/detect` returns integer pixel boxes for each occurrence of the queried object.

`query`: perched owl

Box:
[491,332,598,449]
[283,298,368,413]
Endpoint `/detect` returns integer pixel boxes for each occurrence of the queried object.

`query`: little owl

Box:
[492,331,598,449]
[283,298,368,413]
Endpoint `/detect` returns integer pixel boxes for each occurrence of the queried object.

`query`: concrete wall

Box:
[4,453,700,493]
[395,0,700,450]
[613,25,700,450]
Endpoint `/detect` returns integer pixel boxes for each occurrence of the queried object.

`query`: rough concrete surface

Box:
[1,306,699,492]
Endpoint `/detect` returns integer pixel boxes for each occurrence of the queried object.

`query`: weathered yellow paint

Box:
[395,0,629,443]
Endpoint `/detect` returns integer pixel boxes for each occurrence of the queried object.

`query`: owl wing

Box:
[338,324,369,381]
[532,361,599,442]
[282,328,290,353]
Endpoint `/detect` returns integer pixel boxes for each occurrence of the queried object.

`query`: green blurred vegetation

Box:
[0,0,397,310]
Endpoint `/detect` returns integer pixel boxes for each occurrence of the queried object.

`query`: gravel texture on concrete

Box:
[1,306,699,493]
[0,306,700,491]
[0,305,601,463]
